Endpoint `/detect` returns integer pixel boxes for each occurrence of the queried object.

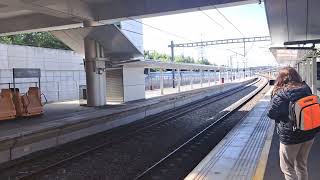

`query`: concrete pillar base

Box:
[84,37,107,107]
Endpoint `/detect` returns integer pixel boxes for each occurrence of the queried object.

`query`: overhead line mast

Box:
[169,36,271,81]
[171,36,271,51]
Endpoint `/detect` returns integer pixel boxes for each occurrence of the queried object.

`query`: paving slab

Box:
[185,87,273,180]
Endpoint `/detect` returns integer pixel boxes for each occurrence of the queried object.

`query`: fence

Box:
[0,80,79,103]
[145,70,245,90]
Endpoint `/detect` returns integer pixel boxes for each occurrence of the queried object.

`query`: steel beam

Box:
[169,36,271,48]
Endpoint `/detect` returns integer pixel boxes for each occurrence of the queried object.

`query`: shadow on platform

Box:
[264,129,320,180]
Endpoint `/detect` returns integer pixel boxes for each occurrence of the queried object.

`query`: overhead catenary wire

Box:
[121,28,143,36]
[198,8,224,30]
[127,17,196,43]
[213,5,245,38]
[27,1,257,61]
[27,1,241,42]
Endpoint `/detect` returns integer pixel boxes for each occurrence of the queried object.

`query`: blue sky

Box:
[142,3,277,67]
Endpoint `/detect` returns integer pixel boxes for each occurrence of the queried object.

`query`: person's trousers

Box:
[279,139,314,180]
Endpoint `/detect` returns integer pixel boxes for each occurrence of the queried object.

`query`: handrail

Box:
[41,93,48,105]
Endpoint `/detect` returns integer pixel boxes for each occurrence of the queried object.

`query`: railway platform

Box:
[0,78,255,165]
[263,127,320,180]
[185,87,320,180]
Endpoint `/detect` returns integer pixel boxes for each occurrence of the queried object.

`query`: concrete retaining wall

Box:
[0,43,86,102]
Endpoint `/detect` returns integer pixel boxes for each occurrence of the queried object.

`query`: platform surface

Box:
[0,79,254,142]
[185,87,319,180]
[185,88,273,180]
[263,127,320,180]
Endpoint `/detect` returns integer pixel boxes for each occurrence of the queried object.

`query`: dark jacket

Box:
[267,83,318,145]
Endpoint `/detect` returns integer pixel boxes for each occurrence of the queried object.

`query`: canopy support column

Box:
[83,35,107,106]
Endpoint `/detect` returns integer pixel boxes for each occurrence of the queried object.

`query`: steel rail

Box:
[14,78,261,180]
[134,78,268,180]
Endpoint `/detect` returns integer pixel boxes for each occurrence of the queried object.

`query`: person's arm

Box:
[267,93,288,122]
[303,81,313,94]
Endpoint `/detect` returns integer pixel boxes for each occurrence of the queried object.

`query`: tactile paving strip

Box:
[185,96,272,180]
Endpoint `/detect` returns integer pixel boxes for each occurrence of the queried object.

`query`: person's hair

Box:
[272,67,303,96]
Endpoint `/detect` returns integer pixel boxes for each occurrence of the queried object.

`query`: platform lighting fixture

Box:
[284,39,320,47]
[269,47,315,65]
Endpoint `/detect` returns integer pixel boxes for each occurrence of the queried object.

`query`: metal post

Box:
[307,60,311,85]
[243,62,246,79]
[312,57,317,94]
[148,68,152,90]
[226,69,229,83]
[219,69,221,84]
[200,69,203,87]
[243,42,246,57]
[208,70,211,86]
[160,69,164,95]
[57,81,60,101]
[243,41,246,79]
[177,68,181,92]
[171,41,175,88]
[214,70,217,84]
[304,62,308,82]
[301,62,305,81]
[212,70,215,84]
[190,70,194,89]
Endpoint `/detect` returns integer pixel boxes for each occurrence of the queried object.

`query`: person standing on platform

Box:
[267,67,319,180]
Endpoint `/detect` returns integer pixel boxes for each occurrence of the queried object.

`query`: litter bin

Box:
[269,79,275,85]
[221,78,225,84]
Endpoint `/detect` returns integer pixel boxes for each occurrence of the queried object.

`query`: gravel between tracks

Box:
[1,80,266,180]
[138,82,271,180]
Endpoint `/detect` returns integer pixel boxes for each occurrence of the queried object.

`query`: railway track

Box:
[0,78,266,180]
[134,78,268,180]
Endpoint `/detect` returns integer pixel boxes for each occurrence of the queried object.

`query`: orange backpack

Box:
[289,95,320,131]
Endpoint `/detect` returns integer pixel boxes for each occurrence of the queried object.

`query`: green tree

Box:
[175,55,195,64]
[144,50,170,62]
[144,50,216,65]
[197,58,212,65]
[0,32,70,50]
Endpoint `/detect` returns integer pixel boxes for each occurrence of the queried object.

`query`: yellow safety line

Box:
[252,120,275,180]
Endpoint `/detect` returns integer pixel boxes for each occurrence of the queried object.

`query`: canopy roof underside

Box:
[269,47,315,66]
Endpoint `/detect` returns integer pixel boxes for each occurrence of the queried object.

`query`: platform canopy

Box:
[265,0,320,45]
[0,0,255,35]
[52,24,143,59]
[269,47,315,66]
